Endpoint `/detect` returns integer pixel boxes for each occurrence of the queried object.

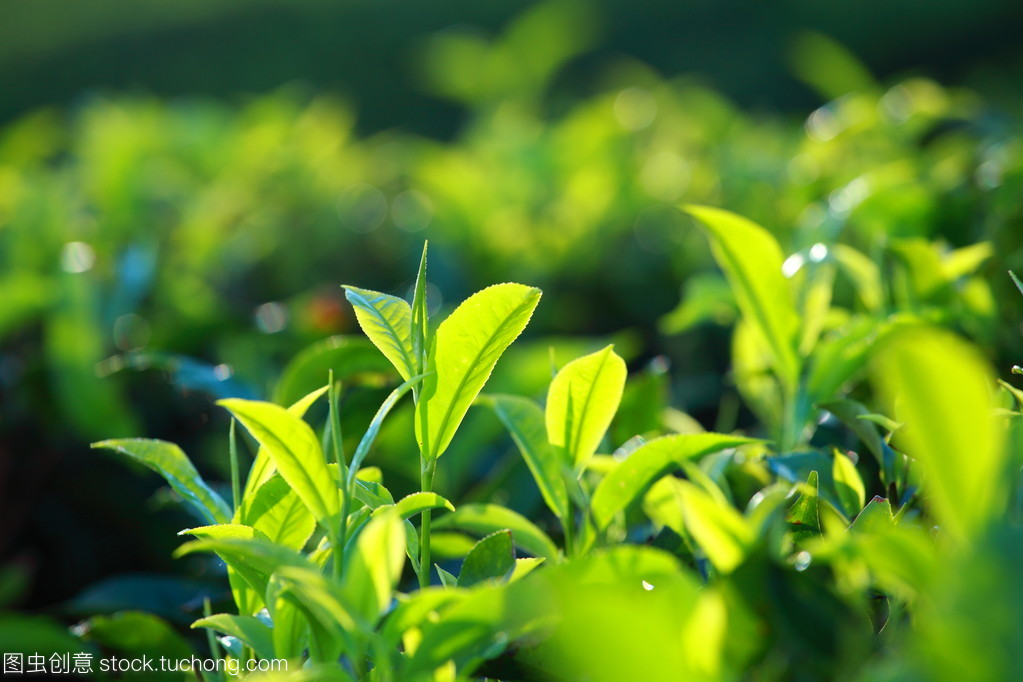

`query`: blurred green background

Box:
[1,0,1022,651]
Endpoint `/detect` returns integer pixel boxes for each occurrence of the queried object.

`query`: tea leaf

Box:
[480,393,569,519]
[872,326,1005,540]
[458,530,515,587]
[268,567,359,661]
[343,286,416,381]
[411,242,430,376]
[341,508,406,626]
[685,205,800,391]
[237,475,316,551]
[375,492,455,521]
[245,385,329,497]
[273,336,392,406]
[677,480,753,574]
[786,471,822,545]
[91,439,231,526]
[191,614,274,661]
[433,503,558,560]
[832,450,865,518]
[591,433,758,531]
[546,345,627,470]
[220,398,340,530]
[417,283,541,460]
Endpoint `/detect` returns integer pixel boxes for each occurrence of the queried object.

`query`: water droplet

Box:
[641,580,655,591]
[794,551,812,572]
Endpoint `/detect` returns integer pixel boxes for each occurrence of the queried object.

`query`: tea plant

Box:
[85,228,1023,681]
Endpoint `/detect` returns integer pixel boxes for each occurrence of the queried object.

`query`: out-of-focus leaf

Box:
[786,471,822,545]
[65,574,217,626]
[659,272,737,334]
[546,344,626,470]
[832,450,865,518]
[417,283,541,460]
[433,503,558,560]
[273,336,392,406]
[677,480,752,573]
[343,286,416,381]
[849,495,895,533]
[76,611,193,668]
[0,613,96,656]
[220,399,340,530]
[832,244,883,312]
[685,204,800,391]
[458,530,515,587]
[479,393,569,519]
[92,439,231,526]
[590,433,757,530]
[871,326,1005,540]
[341,508,406,626]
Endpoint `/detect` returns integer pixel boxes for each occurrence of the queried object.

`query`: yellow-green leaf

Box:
[546,345,626,470]
[416,283,541,460]
[343,285,416,381]
[685,205,800,391]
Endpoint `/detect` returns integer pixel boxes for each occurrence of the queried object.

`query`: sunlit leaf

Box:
[458,530,515,587]
[832,450,865,518]
[220,399,340,530]
[191,614,274,661]
[546,344,626,470]
[341,508,406,626]
[433,503,558,560]
[590,433,757,530]
[871,326,1005,540]
[343,286,416,381]
[416,283,541,460]
[91,439,231,526]
[685,204,800,390]
[479,393,569,519]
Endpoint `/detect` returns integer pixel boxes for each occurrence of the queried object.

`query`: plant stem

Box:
[562,507,576,558]
[328,374,349,582]
[418,458,436,588]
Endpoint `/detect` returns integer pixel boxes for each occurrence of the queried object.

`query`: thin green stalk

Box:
[418,458,436,588]
[201,597,223,682]
[562,507,576,558]
[229,419,240,514]
[328,373,348,582]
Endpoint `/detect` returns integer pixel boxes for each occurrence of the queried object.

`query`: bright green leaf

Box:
[245,386,329,498]
[220,399,339,530]
[191,614,274,661]
[677,480,752,574]
[480,393,569,519]
[91,439,231,526]
[591,433,757,531]
[433,503,558,560]
[374,492,455,521]
[416,283,541,460]
[341,508,406,626]
[459,530,515,587]
[832,450,865,518]
[546,344,627,470]
[685,204,800,391]
[343,285,416,381]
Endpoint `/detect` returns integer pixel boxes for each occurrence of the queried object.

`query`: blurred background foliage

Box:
[2,0,1023,676]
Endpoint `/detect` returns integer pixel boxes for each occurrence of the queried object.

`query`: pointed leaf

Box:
[245,385,329,497]
[480,394,569,519]
[685,205,800,390]
[432,503,558,560]
[591,434,758,531]
[411,242,430,376]
[546,345,627,470]
[416,283,541,460]
[871,326,1005,540]
[91,439,231,525]
[374,492,455,521]
[343,286,415,381]
[832,450,865,518]
[191,614,274,661]
[458,530,515,587]
[786,471,821,545]
[341,508,406,626]
[220,399,339,530]
[677,480,752,574]
[237,475,316,551]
